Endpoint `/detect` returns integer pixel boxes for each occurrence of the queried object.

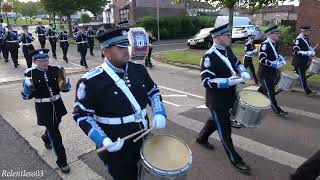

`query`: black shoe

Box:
[196,138,214,150]
[85,65,88,69]
[4,59,8,62]
[90,53,94,56]
[232,161,251,172]
[44,143,52,149]
[14,64,18,68]
[60,165,70,174]
[231,120,242,129]
[275,109,288,116]
[306,91,317,97]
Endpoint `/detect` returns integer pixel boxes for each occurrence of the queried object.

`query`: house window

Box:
[120,9,129,22]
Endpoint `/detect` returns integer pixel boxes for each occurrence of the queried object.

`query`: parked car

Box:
[215,16,251,28]
[232,25,264,42]
[187,27,214,49]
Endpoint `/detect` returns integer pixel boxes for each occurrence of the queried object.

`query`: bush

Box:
[80,13,91,23]
[133,16,216,39]
[278,25,295,47]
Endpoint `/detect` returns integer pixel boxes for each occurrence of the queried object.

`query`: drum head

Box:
[239,90,270,108]
[141,135,191,172]
[282,71,299,79]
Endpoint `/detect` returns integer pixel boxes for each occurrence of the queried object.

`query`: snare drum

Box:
[128,27,149,61]
[139,135,192,180]
[277,71,299,91]
[308,59,320,73]
[231,90,270,128]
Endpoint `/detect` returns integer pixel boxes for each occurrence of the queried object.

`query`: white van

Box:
[215,16,251,28]
[214,16,262,41]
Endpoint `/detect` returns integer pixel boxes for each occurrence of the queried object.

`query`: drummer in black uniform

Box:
[21,49,71,173]
[86,25,96,56]
[75,25,88,68]
[243,34,259,84]
[58,25,69,62]
[292,25,317,96]
[19,25,35,68]
[45,24,58,59]
[258,26,288,115]
[196,24,251,172]
[73,26,167,180]
[35,22,46,49]
[3,25,20,68]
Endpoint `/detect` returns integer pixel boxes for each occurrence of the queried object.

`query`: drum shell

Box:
[232,99,269,128]
[277,72,298,91]
[128,27,149,61]
[308,60,320,73]
[139,135,192,180]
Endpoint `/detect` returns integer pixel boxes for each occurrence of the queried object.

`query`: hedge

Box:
[133,16,216,39]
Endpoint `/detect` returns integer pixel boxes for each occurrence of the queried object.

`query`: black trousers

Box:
[41,119,67,168]
[88,38,94,55]
[291,150,320,180]
[198,109,243,164]
[2,46,8,60]
[49,39,57,57]
[22,45,35,68]
[244,56,258,83]
[60,43,68,58]
[38,36,46,49]
[79,46,88,66]
[0,44,4,57]
[260,77,282,113]
[145,47,153,67]
[295,66,312,94]
[98,122,144,180]
[8,47,19,65]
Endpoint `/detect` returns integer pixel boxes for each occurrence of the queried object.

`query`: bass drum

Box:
[128,27,149,61]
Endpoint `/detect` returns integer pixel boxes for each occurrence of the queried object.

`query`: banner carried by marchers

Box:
[1,2,13,13]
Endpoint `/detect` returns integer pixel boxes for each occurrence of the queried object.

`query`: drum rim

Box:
[237,90,271,109]
[281,71,299,79]
[140,134,193,176]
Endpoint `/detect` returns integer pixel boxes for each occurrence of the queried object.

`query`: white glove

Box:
[24,78,32,87]
[102,137,124,152]
[152,114,166,129]
[253,49,258,54]
[228,76,244,86]
[278,55,286,62]
[240,71,251,80]
[309,50,316,57]
[275,61,285,69]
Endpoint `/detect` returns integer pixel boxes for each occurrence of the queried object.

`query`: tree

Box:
[80,13,91,23]
[41,0,110,34]
[172,0,289,33]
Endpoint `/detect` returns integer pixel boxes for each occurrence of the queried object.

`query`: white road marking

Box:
[196,104,207,109]
[170,115,307,169]
[159,86,204,99]
[162,94,188,97]
[161,86,320,120]
[163,100,180,107]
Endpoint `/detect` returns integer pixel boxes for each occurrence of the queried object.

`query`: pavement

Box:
[0,38,319,180]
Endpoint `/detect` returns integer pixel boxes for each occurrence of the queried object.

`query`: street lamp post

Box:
[157,0,160,41]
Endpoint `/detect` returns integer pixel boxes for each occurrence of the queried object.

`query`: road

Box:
[0,38,319,179]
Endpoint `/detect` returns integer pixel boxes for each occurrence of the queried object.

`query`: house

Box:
[103,0,186,25]
[240,5,298,26]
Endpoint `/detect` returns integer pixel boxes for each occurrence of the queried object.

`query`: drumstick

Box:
[133,126,154,143]
[96,128,147,153]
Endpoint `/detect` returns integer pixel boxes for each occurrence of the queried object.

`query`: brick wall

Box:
[296,0,320,52]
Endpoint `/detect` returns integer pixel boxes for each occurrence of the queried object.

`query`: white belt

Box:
[59,40,68,42]
[95,108,147,125]
[77,41,87,44]
[22,43,32,46]
[38,34,45,36]
[7,41,19,43]
[48,36,56,38]
[35,94,61,103]
[89,35,95,38]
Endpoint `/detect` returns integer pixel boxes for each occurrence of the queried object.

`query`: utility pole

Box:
[157,0,160,41]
